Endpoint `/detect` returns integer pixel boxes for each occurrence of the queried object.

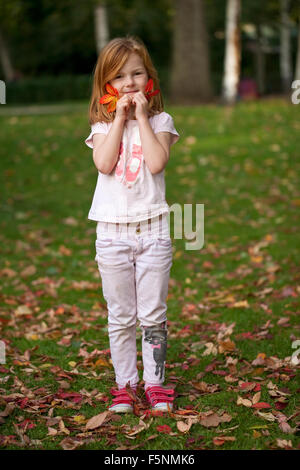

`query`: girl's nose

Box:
[125,75,134,86]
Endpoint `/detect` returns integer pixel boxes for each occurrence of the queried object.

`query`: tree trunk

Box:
[170,0,213,104]
[94,1,109,54]
[0,27,15,82]
[255,24,265,95]
[280,0,292,93]
[295,16,300,80]
[222,0,241,104]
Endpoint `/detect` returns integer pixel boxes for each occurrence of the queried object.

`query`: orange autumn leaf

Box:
[99,83,119,112]
[94,358,110,368]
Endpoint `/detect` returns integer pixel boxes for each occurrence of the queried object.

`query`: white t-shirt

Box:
[85,111,180,223]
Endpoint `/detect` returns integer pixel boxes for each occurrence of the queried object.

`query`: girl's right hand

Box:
[115,94,133,120]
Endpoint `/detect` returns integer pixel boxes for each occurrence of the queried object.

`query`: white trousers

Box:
[95,214,173,388]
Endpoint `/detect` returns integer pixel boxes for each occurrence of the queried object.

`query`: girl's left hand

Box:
[131,91,149,120]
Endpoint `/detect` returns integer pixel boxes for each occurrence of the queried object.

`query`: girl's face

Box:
[109,52,149,98]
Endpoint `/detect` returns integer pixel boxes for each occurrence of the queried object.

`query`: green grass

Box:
[0,98,299,450]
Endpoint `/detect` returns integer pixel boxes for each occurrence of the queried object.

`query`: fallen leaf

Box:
[276,438,293,449]
[60,437,84,450]
[85,411,110,430]
[237,395,252,407]
[232,300,249,308]
[157,425,172,434]
[14,305,33,316]
[199,411,232,428]
[47,427,58,436]
[279,420,295,434]
[252,391,261,404]
[255,411,276,422]
[213,436,236,446]
[20,265,37,277]
[252,402,271,409]
[59,419,70,435]
[177,419,193,433]
[126,418,152,437]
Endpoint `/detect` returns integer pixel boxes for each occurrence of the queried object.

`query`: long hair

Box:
[88,36,164,125]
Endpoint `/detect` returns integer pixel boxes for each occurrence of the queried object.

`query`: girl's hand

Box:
[131,91,149,121]
[115,94,133,120]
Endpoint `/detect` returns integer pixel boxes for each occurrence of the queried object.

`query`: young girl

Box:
[85,36,180,413]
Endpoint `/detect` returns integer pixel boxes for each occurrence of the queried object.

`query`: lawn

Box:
[0,98,299,450]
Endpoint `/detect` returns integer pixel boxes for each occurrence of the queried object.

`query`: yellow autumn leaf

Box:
[232,300,249,308]
[25,334,40,341]
[94,358,110,368]
[39,363,53,369]
[73,415,86,424]
[220,295,236,303]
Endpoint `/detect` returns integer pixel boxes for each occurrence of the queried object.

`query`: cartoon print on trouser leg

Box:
[144,325,167,379]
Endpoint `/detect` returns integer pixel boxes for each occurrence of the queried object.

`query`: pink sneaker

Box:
[145,385,174,412]
[108,387,136,413]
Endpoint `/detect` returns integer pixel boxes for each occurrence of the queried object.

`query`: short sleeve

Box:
[85,121,109,149]
[153,112,180,146]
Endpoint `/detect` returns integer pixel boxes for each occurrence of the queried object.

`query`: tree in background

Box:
[284,0,300,82]
[222,0,241,104]
[0,26,15,82]
[170,0,213,103]
[1,0,299,104]
[280,0,293,93]
[295,13,300,80]
[94,0,109,54]
[0,0,23,81]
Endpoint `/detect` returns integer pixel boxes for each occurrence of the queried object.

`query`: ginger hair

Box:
[88,35,164,125]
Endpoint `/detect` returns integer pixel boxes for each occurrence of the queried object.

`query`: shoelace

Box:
[110,388,136,406]
[145,386,174,406]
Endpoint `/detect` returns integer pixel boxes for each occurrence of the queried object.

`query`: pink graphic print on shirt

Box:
[114,141,125,182]
[125,144,143,184]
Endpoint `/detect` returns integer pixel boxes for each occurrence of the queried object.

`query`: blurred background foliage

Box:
[0,0,299,104]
